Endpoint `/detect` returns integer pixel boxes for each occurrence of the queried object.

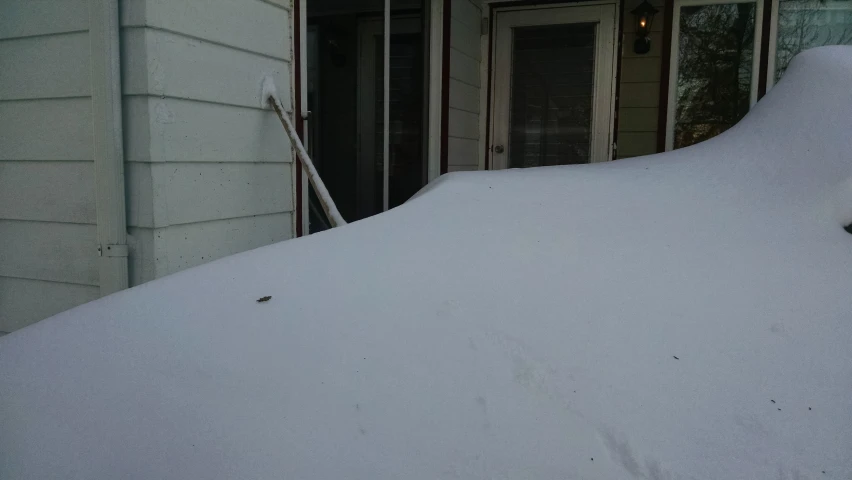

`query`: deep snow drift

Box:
[2,48,852,479]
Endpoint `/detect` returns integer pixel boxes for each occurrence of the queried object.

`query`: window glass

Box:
[774,0,852,81]
[509,24,597,167]
[674,3,756,149]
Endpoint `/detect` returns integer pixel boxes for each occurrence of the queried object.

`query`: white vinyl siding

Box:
[0,1,98,332]
[447,0,483,172]
[0,277,99,333]
[120,0,295,285]
[0,162,96,223]
[0,0,296,331]
[0,221,98,286]
[128,213,292,286]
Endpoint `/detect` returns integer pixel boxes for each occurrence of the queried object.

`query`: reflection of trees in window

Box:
[674,3,755,149]
[775,0,852,81]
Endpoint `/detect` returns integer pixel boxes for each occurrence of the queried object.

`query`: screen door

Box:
[489,4,618,169]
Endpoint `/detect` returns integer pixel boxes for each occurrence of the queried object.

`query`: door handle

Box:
[493,145,505,154]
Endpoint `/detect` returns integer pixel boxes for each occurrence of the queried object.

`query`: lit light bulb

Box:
[639,18,647,28]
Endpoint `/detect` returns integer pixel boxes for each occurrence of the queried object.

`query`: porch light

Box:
[631,0,658,54]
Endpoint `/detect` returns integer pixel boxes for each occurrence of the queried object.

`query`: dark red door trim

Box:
[293,0,304,237]
[612,0,626,159]
[757,0,774,99]
[484,3,495,170]
[656,0,675,152]
[440,0,452,175]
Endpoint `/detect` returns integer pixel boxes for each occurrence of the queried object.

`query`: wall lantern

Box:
[630,0,659,54]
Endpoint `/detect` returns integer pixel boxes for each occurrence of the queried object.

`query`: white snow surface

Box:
[260,75,278,108]
[2,48,852,479]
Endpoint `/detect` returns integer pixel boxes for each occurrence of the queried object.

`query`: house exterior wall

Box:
[0,0,100,332]
[617,0,666,159]
[119,0,295,286]
[447,0,484,172]
[0,0,296,332]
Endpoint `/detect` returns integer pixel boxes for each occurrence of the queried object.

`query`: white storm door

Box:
[490,4,618,169]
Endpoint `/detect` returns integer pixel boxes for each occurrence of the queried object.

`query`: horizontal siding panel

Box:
[619,82,660,108]
[0,220,98,286]
[0,161,95,223]
[128,227,155,286]
[450,48,481,88]
[120,0,289,60]
[121,28,291,111]
[452,0,482,29]
[448,137,480,167]
[618,107,658,132]
[449,78,480,114]
[617,131,658,158]
[122,96,152,163]
[448,108,479,140]
[125,162,155,228]
[0,32,90,100]
[621,57,662,84]
[149,162,294,228]
[154,212,293,276]
[124,96,293,163]
[621,31,663,58]
[258,0,291,10]
[0,0,88,39]
[0,276,99,332]
[450,19,481,61]
[127,162,293,228]
[0,98,93,160]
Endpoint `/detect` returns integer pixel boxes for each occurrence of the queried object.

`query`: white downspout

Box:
[90,0,129,295]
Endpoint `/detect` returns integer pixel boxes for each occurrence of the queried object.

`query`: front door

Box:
[490,4,618,169]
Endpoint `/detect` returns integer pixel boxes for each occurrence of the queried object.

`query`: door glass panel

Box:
[509,23,596,168]
[674,3,756,149]
[773,0,852,82]
[305,1,427,233]
[376,30,426,210]
[307,1,387,230]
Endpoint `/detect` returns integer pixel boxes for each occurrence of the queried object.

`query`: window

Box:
[666,0,764,150]
[768,0,852,88]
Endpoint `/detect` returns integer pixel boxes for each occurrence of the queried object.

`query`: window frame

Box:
[665,0,765,151]
[766,0,852,91]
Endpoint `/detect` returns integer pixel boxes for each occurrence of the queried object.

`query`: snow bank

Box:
[260,75,278,108]
[2,47,852,479]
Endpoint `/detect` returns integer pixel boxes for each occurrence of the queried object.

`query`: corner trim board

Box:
[89,0,129,295]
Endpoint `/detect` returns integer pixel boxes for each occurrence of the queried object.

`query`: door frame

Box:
[665,0,764,151]
[487,1,620,169]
